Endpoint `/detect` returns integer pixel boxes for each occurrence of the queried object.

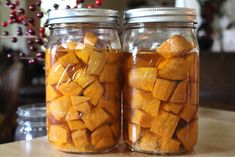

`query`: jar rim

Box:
[48,8,119,25]
[17,103,46,118]
[124,7,197,24]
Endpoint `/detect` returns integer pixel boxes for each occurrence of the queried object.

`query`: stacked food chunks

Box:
[124,35,199,154]
[46,32,120,152]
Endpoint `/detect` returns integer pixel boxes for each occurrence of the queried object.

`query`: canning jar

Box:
[15,104,46,141]
[123,8,199,155]
[46,9,121,153]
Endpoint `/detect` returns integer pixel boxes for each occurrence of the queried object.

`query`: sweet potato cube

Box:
[58,82,82,96]
[67,41,78,51]
[67,120,85,131]
[157,35,194,58]
[58,53,79,68]
[47,62,69,85]
[110,122,120,139]
[139,131,162,151]
[95,136,115,150]
[141,99,161,117]
[160,138,180,153]
[89,107,111,129]
[186,52,199,82]
[84,32,98,47]
[161,103,183,114]
[128,123,141,143]
[177,119,198,151]
[75,47,91,64]
[98,98,119,119]
[131,109,153,128]
[73,68,96,88]
[153,79,177,101]
[52,45,67,61]
[188,83,199,105]
[65,107,80,120]
[91,125,113,146]
[49,125,68,144]
[180,104,197,122]
[99,64,118,83]
[70,96,90,106]
[49,96,71,120]
[84,80,104,105]
[46,85,61,102]
[158,57,188,81]
[128,67,157,91]
[170,80,188,103]
[150,110,180,138]
[130,89,148,109]
[72,101,91,114]
[81,114,96,131]
[72,129,89,151]
[87,51,107,75]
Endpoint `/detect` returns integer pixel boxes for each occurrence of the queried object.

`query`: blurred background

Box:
[0,0,235,143]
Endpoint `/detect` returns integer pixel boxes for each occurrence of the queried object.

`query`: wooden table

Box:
[0,107,235,157]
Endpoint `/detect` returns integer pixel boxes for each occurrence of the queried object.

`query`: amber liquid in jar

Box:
[46,32,121,153]
[123,35,199,154]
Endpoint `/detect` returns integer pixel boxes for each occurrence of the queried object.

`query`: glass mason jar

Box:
[122,8,199,155]
[46,9,121,153]
[15,104,46,141]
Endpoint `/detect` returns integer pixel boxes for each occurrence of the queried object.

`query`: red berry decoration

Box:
[19,52,26,57]
[9,4,16,9]
[29,58,36,64]
[3,31,9,36]
[5,0,11,6]
[12,37,18,43]
[87,4,94,8]
[95,0,102,6]
[66,5,71,9]
[39,27,45,34]
[29,5,36,11]
[2,21,8,27]
[53,3,59,9]
[37,12,44,18]
[76,0,84,4]
[7,53,13,58]
[18,8,25,15]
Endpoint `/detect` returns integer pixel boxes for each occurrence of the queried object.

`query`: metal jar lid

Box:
[124,7,197,24]
[48,8,119,25]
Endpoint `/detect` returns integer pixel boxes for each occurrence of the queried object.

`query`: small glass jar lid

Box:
[124,7,197,24]
[48,8,119,25]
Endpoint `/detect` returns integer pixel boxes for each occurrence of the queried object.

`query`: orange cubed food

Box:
[158,57,188,81]
[129,89,148,109]
[128,67,157,92]
[125,56,152,69]
[89,107,112,129]
[58,53,79,68]
[186,52,199,82]
[87,51,107,76]
[66,41,78,51]
[70,96,90,106]
[153,79,177,101]
[67,120,85,131]
[110,122,120,139]
[84,32,98,47]
[73,68,96,88]
[46,49,52,73]
[99,64,118,83]
[58,82,82,96]
[139,130,162,151]
[95,136,115,150]
[72,101,91,114]
[160,138,180,153]
[65,107,80,120]
[49,125,68,145]
[83,80,104,105]
[49,96,71,121]
[66,64,81,78]
[141,98,161,117]
[81,114,96,131]
[161,103,183,114]
[150,110,180,138]
[131,109,153,128]
[128,123,141,143]
[170,80,188,103]
[91,125,113,146]
[98,98,119,119]
[51,45,67,61]
[75,47,92,64]
[188,83,199,105]
[180,104,197,122]
[157,35,194,58]
[47,62,69,85]
[46,84,61,102]
[71,129,89,151]
[177,119,198,151]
